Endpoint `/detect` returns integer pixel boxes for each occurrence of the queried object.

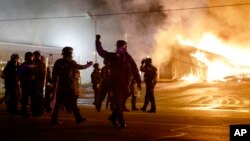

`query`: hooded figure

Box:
[95,35,141,128]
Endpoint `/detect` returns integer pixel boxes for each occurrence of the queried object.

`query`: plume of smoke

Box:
[153,0,250,66]
[152,0,207,65]
[93,0,167,62]
[206,0,250,46]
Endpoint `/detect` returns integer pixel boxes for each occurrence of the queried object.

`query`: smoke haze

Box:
[153,0,250,65]
[0,0,250,82]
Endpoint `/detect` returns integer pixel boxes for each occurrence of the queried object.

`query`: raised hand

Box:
[96,35,101,41]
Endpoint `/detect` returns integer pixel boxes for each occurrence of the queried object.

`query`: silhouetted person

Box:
[140,57,157,113]
[18,52,36,118]
[91,63,102,108]
[95,35,141,128]
[96,59,112,112]
[51,46,93,124]
[2,53,20,116]
[32,51,46,116]
[41,55,54,112]
[44,66,53,112]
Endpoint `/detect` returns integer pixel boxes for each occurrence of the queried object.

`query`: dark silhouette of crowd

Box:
[0,36,158,129]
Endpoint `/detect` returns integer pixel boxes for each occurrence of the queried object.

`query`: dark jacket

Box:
[91,69,102,85]
[52,58,90,98]
[140,64,157,83]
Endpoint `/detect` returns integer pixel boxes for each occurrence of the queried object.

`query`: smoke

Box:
[0,0,96,83]
[0,0,168,62]
[93,0,167,62]
[206,0,250,46]
[153,0,250,66]
[1,0,250,82]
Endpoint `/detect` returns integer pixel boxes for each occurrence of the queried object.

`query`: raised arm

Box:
[95,35,109,58]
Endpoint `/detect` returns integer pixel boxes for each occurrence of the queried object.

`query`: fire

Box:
[177,33,250,82]
[181,74,200,82]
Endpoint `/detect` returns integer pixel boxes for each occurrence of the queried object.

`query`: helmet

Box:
[25,52,33,62]
[62,46,73,56]
[116,40,127,48]
[145,58,152,65]
[11,53,19,61]
[93,63,99,69]
[33,50,41,57]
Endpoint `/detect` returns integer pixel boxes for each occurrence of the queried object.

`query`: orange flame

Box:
[178,33,250,82]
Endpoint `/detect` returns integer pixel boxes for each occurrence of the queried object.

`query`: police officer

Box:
[18,52,36,118]
[96,59,112,112]
[140,57,157,113]
[91,63,102,107]
[95,35,141,128]
[2,53,20,116]
[51,46,93,124]
[32,51,46,116]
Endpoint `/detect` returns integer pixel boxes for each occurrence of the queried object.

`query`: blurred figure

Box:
[140,57,157,113]
[91,63,102,108]
[2,53,20,116]
[96,59,113,112]
[95,35,141,128]
[44,71,53,112]
[51,46,93,124]
[32,51,46,116]
[18,52,36,118]
[42,55,54,112]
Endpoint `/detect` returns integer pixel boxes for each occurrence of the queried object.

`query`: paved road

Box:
[0,81,250,141]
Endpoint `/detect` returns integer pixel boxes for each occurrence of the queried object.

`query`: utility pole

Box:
[94,13,97,63]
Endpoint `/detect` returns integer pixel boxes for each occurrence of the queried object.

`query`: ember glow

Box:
[178,33,250,82]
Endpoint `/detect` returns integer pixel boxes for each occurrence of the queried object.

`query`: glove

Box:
[87,61,93,66]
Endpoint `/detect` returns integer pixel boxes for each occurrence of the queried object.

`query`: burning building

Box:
[159,43,226,81]
[159,43,207,81]
[157,33,250,82]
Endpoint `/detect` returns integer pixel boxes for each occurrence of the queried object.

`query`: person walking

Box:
[32,51,46,116]
[140,57,157,113]
[95,35,141,128]
[18,52,36,118]
[2,53,20,116]
[96,59,112,112]
[91,63,102,108]
[51,46,93,124]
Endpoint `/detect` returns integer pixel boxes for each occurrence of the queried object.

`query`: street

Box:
[1,81,250,141]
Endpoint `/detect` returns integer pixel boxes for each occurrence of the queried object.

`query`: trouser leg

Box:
[51,99,62,123]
